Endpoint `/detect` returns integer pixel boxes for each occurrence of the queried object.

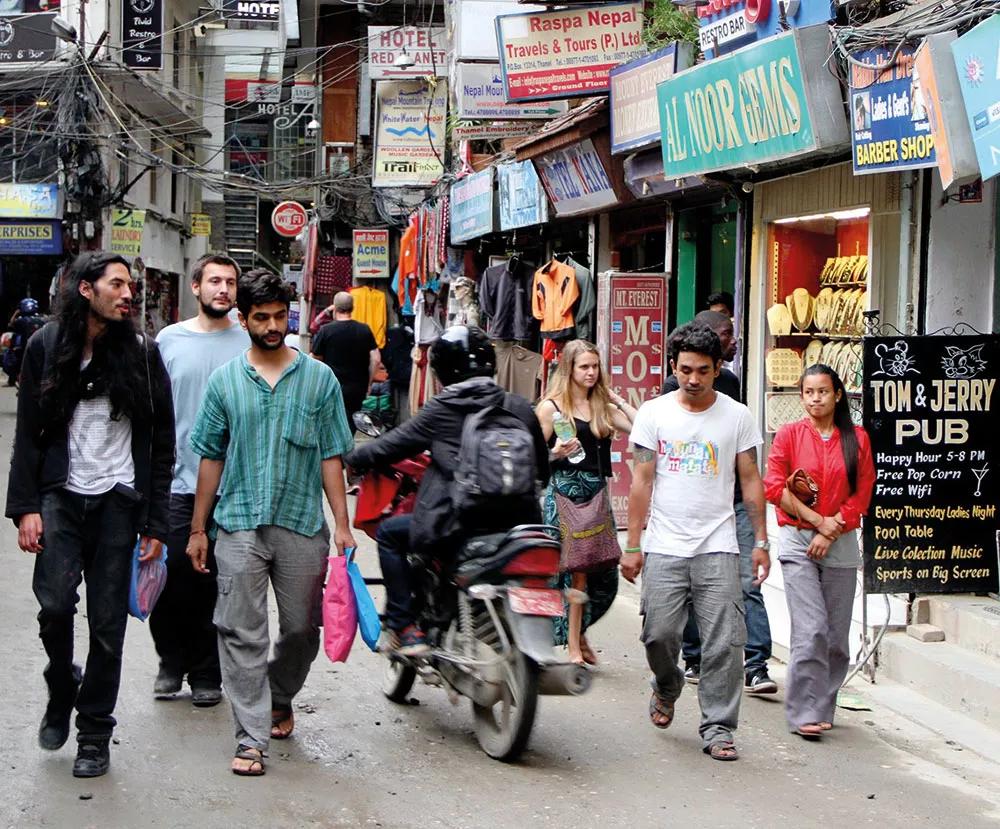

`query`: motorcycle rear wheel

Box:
[472,649,539,762]
[382,656,416,703]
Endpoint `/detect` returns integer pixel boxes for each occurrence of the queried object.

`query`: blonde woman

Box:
[536,340,636,665]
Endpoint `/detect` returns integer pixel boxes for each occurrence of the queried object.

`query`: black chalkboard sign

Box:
[863,336,1000,594]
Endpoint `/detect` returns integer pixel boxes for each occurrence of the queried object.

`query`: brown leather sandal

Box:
[649,691,675,729]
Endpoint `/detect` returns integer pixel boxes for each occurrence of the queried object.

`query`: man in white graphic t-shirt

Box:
[623,322,770,763]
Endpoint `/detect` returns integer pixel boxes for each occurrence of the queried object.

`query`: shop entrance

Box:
[675,200,739,325]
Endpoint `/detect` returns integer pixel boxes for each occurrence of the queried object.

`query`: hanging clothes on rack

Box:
[566,256,596,341]
[350,284,387,348]
[495,341,543,401]
[314,255,352,294]
[533,258,580,340]
[479,257,536,341]
[398,215,420,313]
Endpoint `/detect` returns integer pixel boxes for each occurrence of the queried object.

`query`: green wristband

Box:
[624,546,642,554]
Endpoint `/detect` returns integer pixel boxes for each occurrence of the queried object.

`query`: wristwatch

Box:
[754,539,771,552]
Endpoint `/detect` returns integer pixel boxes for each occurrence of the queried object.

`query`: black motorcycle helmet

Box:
[429,325,496,386]
[19,298,39,315]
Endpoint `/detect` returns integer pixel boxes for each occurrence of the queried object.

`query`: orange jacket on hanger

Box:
[350,284,387,347]
[532,260,580,339]
[398,216,419,308]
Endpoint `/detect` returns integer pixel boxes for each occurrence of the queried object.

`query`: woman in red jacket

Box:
[764,364,875,739]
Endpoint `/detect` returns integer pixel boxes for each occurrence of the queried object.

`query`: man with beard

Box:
[149,254,248,706]
[187,269,355,777]
[6,251,175,778]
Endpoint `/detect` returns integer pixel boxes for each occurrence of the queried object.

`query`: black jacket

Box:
[5,322,176,541]
[345,376,549,554]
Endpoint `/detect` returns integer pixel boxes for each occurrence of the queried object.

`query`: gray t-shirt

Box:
[156,321,249,495]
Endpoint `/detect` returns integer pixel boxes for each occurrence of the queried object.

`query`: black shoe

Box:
[72,741,110,778]
[191,686,223,708]
[745,668,778,695]
[39,665,83,751]
[153,666,183,699]
[684,665,700,685]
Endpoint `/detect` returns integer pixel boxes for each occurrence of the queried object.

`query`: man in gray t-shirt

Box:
[149,254,248,706]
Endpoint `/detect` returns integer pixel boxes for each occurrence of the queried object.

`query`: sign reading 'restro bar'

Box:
[863,335,1000,595]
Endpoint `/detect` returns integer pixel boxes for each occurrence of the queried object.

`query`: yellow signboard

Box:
[190,213,211,236]
[110,208,146,256]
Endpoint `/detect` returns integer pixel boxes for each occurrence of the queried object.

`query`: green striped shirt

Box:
[190,350,354,537]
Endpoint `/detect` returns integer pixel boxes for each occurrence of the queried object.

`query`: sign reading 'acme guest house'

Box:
[656,25,847,177]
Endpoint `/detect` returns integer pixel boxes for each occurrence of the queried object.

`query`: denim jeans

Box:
[33,488,139,743]
[682,502,773,674]
[148,494,221,689]
[376,513,417,631]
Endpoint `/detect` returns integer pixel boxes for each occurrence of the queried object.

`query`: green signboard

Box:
[657,29,820,177]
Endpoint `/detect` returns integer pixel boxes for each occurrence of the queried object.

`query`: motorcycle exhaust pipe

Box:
[537,663,592,696]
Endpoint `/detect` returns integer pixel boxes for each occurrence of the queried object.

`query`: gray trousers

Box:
[779,539,858,730]
[640,552,746,747]
[214,524,330,750]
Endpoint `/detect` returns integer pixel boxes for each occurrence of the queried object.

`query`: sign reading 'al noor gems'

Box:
[495,2,645,103]
[657,27,839,177]
[862,336,1000,595]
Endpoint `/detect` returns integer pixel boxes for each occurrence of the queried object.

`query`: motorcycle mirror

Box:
[352,411,382,438]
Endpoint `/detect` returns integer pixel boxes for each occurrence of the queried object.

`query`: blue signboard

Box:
[697,0,835,59]
[0,221,62,255]
[450,168,496,244]
[498,161,548,230]
[952,15,1000,182]
[850,46,937,174]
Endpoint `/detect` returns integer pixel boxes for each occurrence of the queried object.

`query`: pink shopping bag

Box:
[323,554,357,663]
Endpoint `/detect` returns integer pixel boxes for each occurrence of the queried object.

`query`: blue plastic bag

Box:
[128,540,168,622]
[345,547,381,652]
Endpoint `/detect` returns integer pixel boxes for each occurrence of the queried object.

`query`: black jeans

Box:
[148,494,221,688]
[376,514,417,631]
[33,488,139,743]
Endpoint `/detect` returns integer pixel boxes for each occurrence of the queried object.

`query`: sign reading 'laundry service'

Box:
[657,29,815,177]
[495,2,646,102]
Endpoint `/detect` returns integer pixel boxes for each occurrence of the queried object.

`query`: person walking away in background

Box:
[662,312,777,695]
[149,253,248,707]
[5,251,175,778]
[622,322,770,762]
[763,364,874,739]
[187,269,355,777]
[535,340,635,666]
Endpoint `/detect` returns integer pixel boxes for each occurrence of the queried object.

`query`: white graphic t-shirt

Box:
[630,391,762,557]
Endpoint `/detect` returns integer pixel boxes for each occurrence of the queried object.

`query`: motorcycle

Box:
[352,415,591,762]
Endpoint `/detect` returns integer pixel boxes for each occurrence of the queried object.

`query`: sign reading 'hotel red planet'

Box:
[271,201,308,237]
[495,2,645,103]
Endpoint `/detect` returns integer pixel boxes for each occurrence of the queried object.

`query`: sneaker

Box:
[153,666,183,699]
[397,625,431,657]
[684,665,700,685]
[39,665,83,751]
[745,668,778,695]
[72,741,110,778]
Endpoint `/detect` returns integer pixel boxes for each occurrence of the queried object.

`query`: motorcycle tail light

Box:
[501,546,560,577]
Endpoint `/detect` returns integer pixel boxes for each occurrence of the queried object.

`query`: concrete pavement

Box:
[0,385,998,829]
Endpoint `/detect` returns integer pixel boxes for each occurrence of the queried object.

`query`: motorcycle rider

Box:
[4,298,47,385]
[344,325,550,655]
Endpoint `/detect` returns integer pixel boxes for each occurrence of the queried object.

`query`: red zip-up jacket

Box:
[763,418,876,532]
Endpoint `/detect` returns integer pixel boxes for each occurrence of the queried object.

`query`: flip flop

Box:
[704,741,739,761]
[649,691,675,729]
[271,706,294,740]
[232,744,265,776]
[794,724,824,740]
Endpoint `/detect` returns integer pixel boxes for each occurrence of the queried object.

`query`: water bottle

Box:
[553,412,586,464]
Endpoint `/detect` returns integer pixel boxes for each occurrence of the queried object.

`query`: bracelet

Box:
[624,546,642,554]
[189,529,207,537]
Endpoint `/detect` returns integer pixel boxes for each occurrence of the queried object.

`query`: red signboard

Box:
[271,201,308,238]
[597,273,668,527]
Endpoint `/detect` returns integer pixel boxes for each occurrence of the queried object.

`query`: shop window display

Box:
[763,208,869,437]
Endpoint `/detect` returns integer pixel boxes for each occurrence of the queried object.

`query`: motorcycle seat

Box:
[453,525,560,586]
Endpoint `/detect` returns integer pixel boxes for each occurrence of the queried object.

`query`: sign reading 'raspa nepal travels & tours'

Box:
[596,273,667,527]
[450,169,496,244]
[696,0,835,59]
[372,80,447,188]
[352,229,390,280]
[610,43,693,154]
[863,336,1000,595]
[368,26,447,79]
[495,2,646,103]
[121,0,163,70]
[849,46,937,174]
[657,26,848,178]
[952,15,1000,182]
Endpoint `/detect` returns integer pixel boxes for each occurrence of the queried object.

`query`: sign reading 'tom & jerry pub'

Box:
[863,336,999,594]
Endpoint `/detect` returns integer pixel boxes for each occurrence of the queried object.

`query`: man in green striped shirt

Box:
[187,269,355,777]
